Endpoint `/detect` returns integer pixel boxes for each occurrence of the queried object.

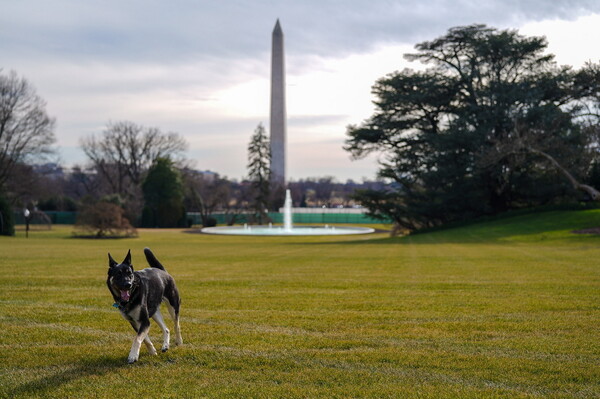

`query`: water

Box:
[202,224,374,236]
[201,189,375,236]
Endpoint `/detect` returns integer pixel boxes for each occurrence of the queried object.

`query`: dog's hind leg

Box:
[151,309,171,352]
[165,299,182,346]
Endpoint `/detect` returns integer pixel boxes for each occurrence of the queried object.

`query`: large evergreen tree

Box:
[247,123,271,223]
[345,25,600,231]
[141,158,186,228]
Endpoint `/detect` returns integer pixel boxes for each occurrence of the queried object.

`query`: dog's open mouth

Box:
[120,290,131,301]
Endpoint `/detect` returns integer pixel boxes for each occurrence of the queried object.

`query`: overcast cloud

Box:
[2,0,600,180]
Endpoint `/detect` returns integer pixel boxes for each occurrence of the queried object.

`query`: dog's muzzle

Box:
[118,281,133,302]
[120,289,131,301]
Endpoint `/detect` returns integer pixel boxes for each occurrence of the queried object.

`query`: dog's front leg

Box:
[127,319,157,357]
[128,318,151,364]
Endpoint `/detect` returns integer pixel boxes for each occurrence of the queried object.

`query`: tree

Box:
[0,70,55,191]
[182,170,237,227]
[345,25,600,231]
[141,158,186,228]
[81,121,187,195]
[247,123,271,223]
[313,177,335,207]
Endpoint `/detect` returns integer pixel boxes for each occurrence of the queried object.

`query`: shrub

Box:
[203,216,217,227]
[74,202,137,238]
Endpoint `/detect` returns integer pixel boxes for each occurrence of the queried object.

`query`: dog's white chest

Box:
[121,305,142,321]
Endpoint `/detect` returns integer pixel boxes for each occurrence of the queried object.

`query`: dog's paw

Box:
[144,340,158,355]
[161,346,169,353]
[127,356,138,364]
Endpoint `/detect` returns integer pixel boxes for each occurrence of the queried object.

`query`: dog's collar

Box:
[113,295,131,309]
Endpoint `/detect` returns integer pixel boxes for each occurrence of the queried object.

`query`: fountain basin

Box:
[201,225,375,236]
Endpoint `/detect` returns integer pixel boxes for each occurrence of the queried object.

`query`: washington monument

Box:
[270,19,286,186]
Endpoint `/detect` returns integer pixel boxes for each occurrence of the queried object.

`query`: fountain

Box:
[283,189,293,231]
[201,189,375,236]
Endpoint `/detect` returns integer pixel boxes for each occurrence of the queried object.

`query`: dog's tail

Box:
[144,247,166,271]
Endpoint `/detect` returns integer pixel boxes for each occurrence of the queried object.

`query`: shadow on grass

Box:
[8,354,126,398]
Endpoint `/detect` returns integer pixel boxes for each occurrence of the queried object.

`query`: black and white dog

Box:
[107,248,182,363]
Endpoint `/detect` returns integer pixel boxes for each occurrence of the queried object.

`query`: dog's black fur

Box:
[107,248,182,363]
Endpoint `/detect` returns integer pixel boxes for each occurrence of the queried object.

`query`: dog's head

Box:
[107,250,136,303]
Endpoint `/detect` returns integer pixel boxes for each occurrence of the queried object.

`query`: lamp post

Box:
[24,208,31,238]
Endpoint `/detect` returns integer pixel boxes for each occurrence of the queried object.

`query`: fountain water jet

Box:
[283,189,293,231]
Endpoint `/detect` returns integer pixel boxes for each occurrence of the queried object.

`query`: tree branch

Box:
[526,146,600,200]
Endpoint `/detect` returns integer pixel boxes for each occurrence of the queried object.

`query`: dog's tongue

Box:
[120,290,130,301]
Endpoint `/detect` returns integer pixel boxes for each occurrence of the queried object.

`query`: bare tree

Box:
[81,121,188,195]
[182,169,234,226]
[0,70,56,190]
[63,165,102,200]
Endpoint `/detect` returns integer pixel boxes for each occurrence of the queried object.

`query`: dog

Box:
[107,247,182,363]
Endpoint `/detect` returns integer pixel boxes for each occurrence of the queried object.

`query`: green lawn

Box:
[1,210,599,398]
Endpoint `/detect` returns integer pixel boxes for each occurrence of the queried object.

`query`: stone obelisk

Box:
[270,19,286,187]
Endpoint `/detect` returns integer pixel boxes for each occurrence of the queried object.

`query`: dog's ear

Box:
[108,253,118,268]
[123,249,132,266]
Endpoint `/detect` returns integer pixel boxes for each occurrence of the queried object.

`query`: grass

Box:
[0,210,599,398]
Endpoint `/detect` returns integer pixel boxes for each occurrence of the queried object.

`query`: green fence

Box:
[13,211,77,225]
[188,211,388,225]
[15,210,388,225]
[46,211,77,224]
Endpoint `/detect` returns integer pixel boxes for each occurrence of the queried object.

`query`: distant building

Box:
[33,163,65,179]
[183,168,219,183]
[197,170,218,183]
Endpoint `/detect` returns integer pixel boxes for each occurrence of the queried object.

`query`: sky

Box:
[2,0,600,182]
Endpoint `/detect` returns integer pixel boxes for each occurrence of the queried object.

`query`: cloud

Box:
[3,0,600,62]
[289,115,348,128]
[520,13,600,67]
[2,1,600,180]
